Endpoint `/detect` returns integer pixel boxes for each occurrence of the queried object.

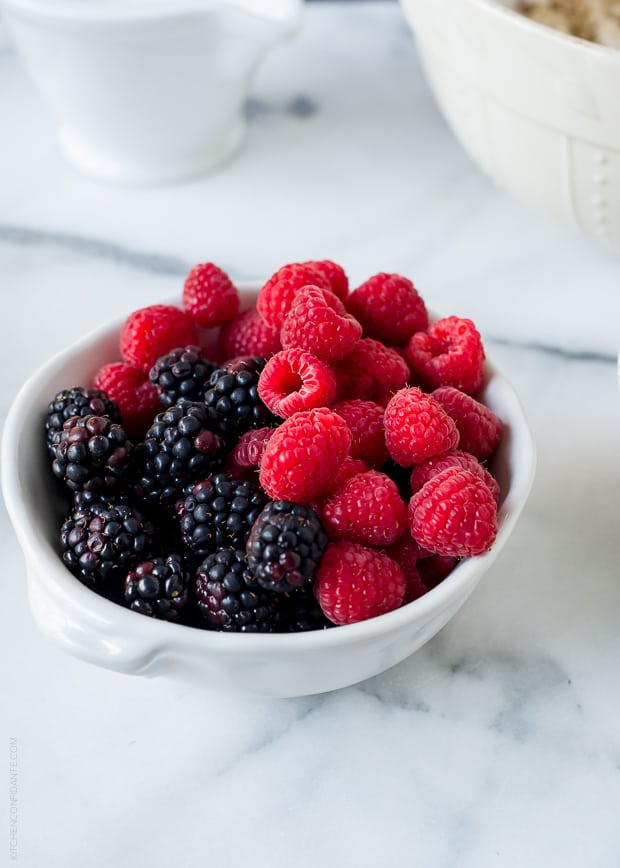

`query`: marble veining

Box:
[0,223,191,276]
[2,3,620,867]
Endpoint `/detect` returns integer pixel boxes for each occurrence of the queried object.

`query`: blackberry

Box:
[72,488,130,516]
[134,401,225,505]
[45,386,121,456]
[61,500,155,589]
[246,501,328,593]
[176,473,267,558]
[195,549,280,632]
[276,590,332,633]
[203,356,275,438]
[51,415,133,493]
[148,345,216,408]
[124,554,189,620]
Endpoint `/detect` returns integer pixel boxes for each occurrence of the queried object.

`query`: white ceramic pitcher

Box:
[1,0,302,182]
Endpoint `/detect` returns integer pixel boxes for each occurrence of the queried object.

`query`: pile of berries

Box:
[45,260,503,631]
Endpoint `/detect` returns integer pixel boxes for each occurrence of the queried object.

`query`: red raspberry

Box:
[182,263,240,328]
[405,316,485,395]
[432,386,502,459]
[258,348,336,418]
[384,387,459,467]
[314,541,406,625]
[332,456,369,489]
[120,304,198,374]
[280,286,362,363]
[383,535,428,604]
[335,338,409,402]
[310,457,370,515]
[417,554,458,590]
[321,470,407,547]
[257,263,332,328]
[218,308,280,362]
[408,467,497,557]
[410,449,500,502]
[333,399,388,467]
[303,260,349,302]
[93,362,160,440]
[223,427,274,480]
[346,273,429,347]
[259,408,351,503]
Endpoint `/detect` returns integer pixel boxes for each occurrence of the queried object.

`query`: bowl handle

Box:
[28,568,161,676]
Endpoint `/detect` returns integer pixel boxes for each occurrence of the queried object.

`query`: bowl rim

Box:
[1,285,536,655]
[462,0,620,61]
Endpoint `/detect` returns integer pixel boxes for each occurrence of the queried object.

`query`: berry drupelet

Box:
[148,345,216,408]
[203,356,275,438]
[176,473,267,559]
[61,500,155,590]
[45,387,121,457]
[246,501,328,594]
[134,400,225,505]
[124,554,189,620]
[51,415,133,493]
[195,549,280,632]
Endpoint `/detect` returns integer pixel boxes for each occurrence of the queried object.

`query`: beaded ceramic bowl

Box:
[1,287,535,698]
[400,0,620,253]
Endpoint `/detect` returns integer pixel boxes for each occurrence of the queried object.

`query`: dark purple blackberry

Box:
[246,501,328,594]
[176,473,267,558]
[45,387,121,457]
[72,488,130,516]
[124,554,189,620]
[149,345,216,408]
[51,415,133,493]
[276,590,332,633]
[195,549,280,632]
[61,500,155,589]
[203,356,275,438]
[134,401,225,505]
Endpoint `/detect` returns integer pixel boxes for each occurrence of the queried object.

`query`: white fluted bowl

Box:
[1,288,535,697]
[400,0,620,253]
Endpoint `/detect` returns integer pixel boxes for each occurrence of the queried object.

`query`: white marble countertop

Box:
[2,3,620,867]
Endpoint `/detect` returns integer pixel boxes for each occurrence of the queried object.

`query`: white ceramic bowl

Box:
[400,0,620,253]
[1,288,535,697]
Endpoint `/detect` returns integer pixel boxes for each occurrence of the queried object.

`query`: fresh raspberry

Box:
[120,304,198,374]
[405,316,485,395]
[432,386,502,459]
[333,399,388,467]
[280,286,362,363]
[333,457,369,488]
[223,427,274,480]
[218,308,281,362]
[321,470,407,547]
[257,348,336,418]
[346,273,428,347]
[410,449,500,502]
[384,535,428,604]
[93,362,160,440]
[335,338,409,402]
[384,387,460,467]
[182,262,240,328]
[256,262,332,328]
[417,554,458,590]
[259,408,352,503]
[314,541,406,625]
[303,260,349,302]
[309,457,370,515]
[408,467,497,557]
